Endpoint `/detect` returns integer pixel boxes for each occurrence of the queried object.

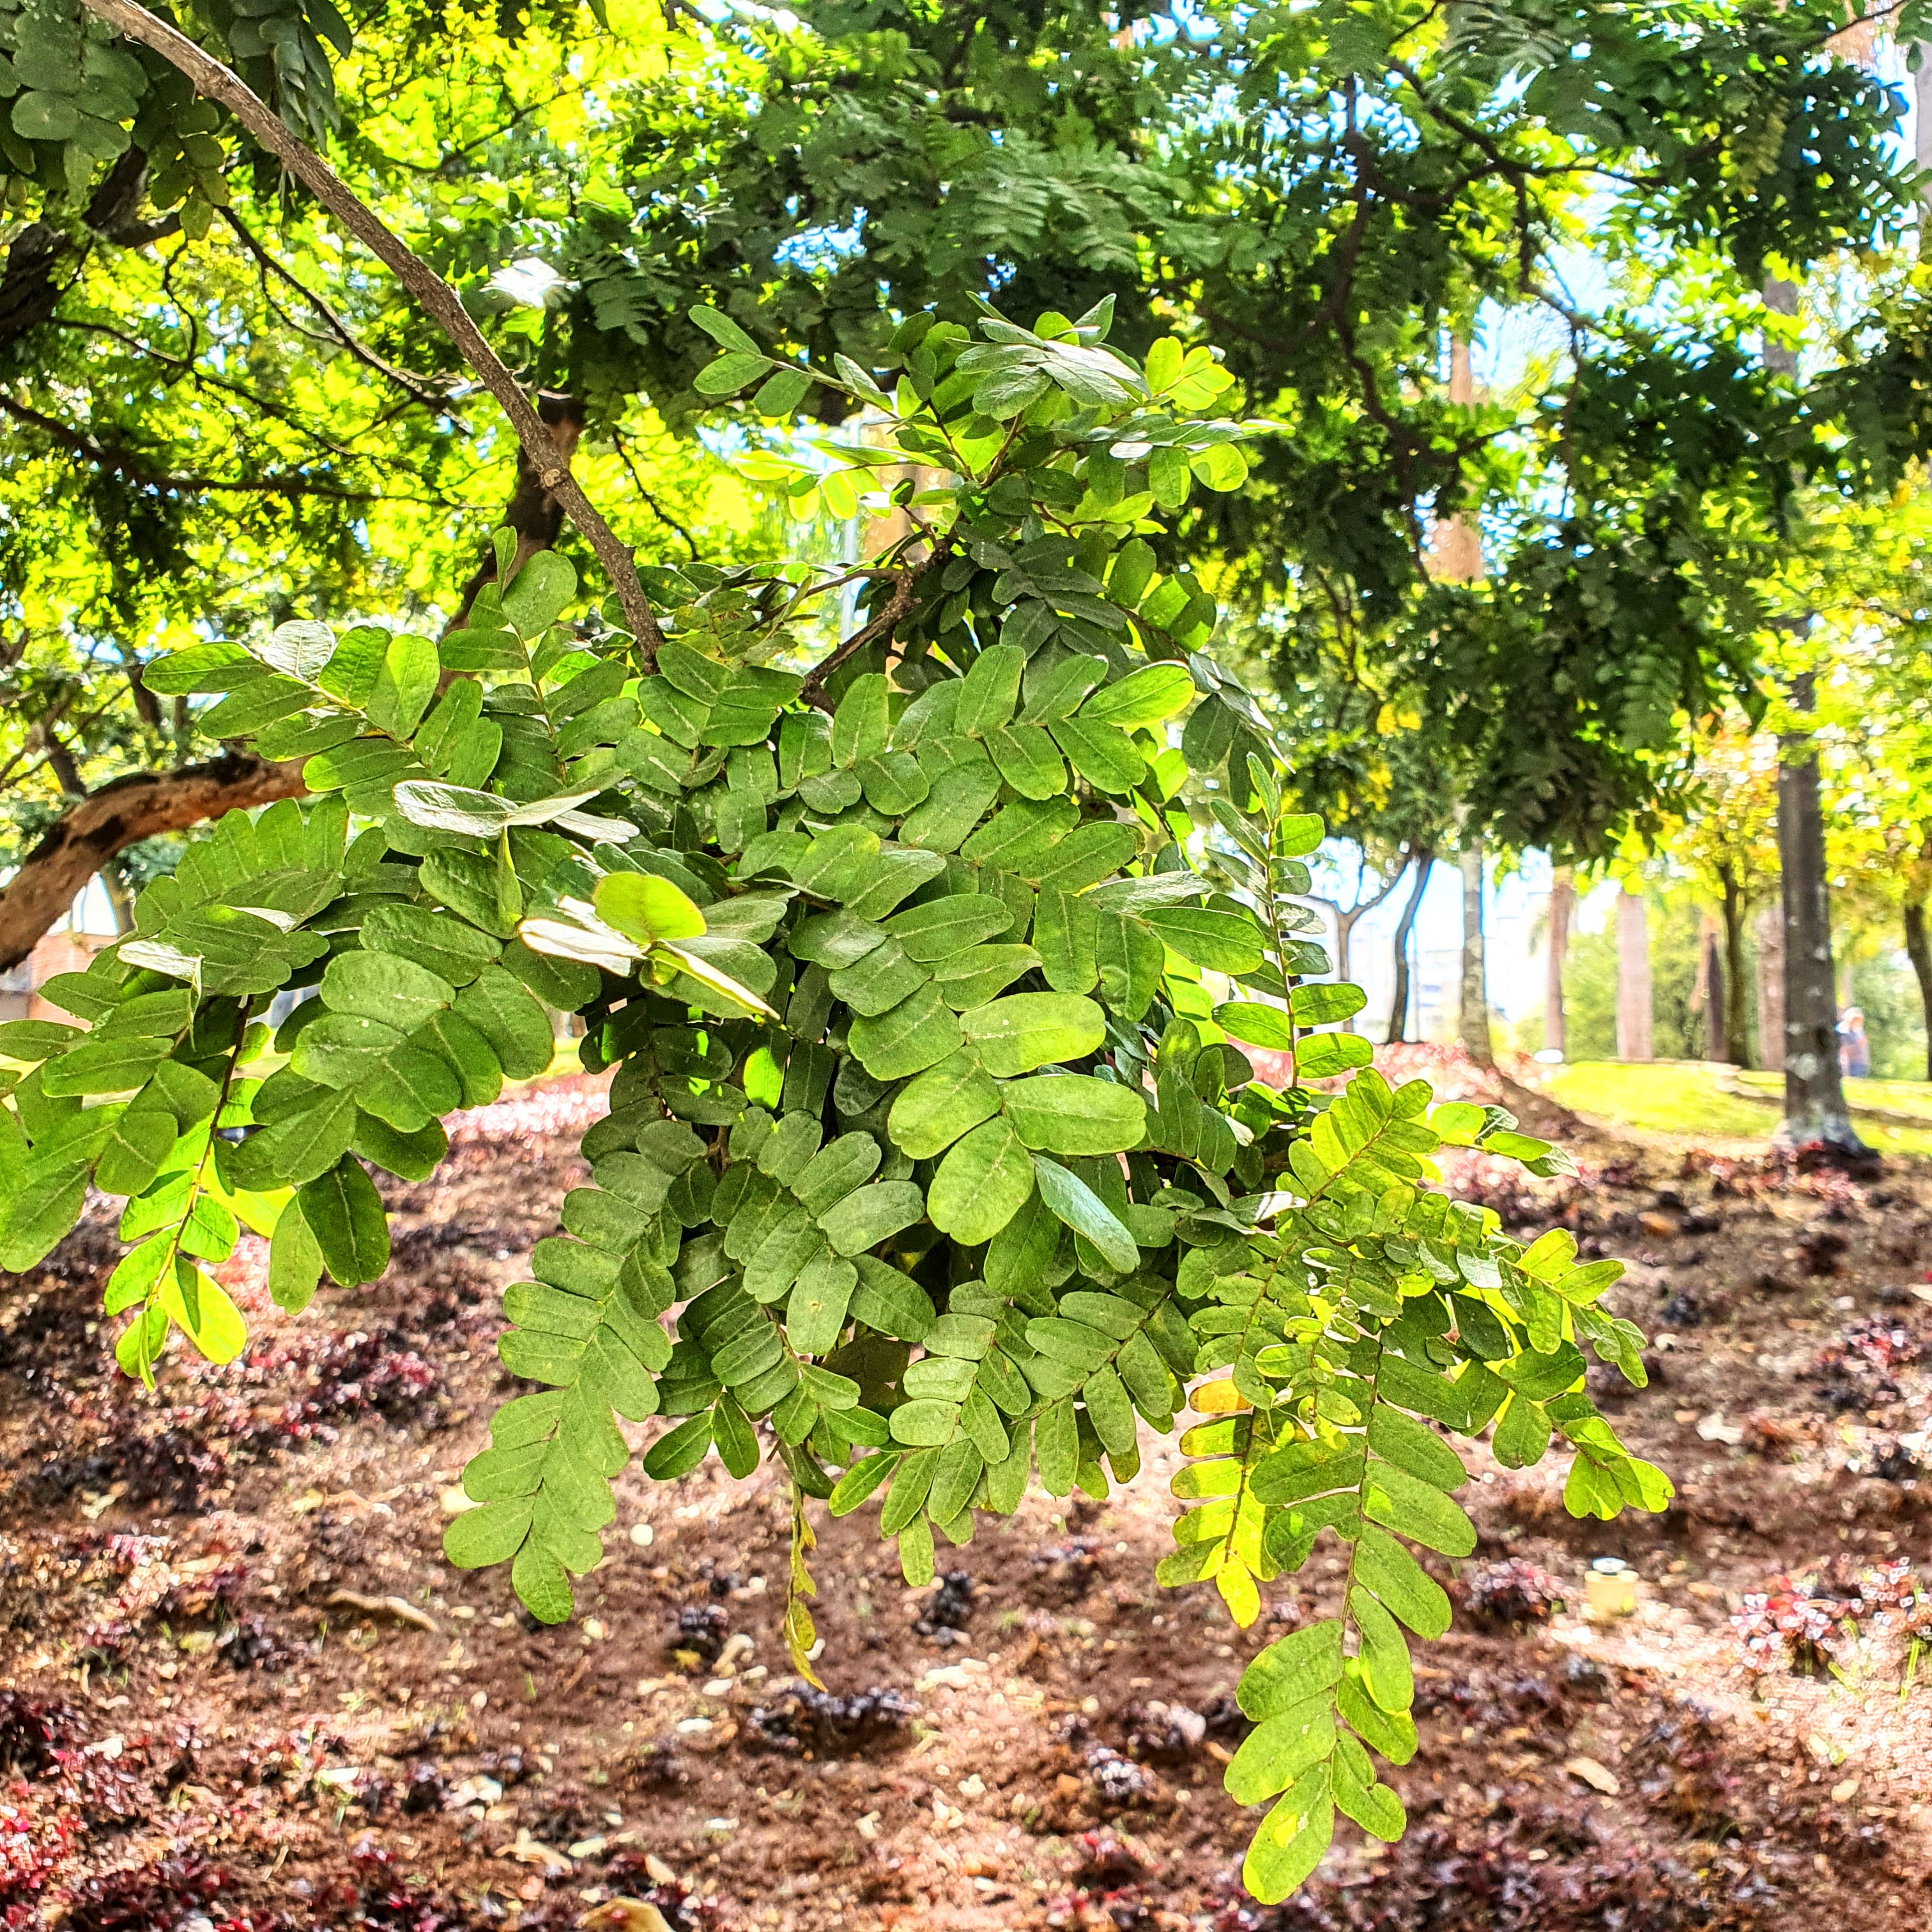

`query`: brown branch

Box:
[0,751,307,974]
[77,0,664,664]
[795,545,946,714]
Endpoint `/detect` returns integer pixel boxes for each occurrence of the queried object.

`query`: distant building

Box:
[0,879,122,1023]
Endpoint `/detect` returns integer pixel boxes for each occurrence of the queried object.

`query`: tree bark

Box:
[1614,889,1652,1061]
[1717,861,1750,1066]
[1458,836,1492,1066]
[1703,924,1727,1063]
[75,0,662,659]
[444,392,586,635]
[1775,671,1867,1154]
[1905,892,1932,1083]
[1386,848,1432,1045]
[1545,866,1572,1058]
[1755,901,1784,1078]
[0,752,306,974]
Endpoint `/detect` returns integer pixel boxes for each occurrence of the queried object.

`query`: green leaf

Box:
[1049,716,1146,793]
[268,1197,326,1312]
[1289,981,1368,1026]
[595,871,707,944]
[689,304,762,356]
[1214,1000,1294,1050]
[1330,1734,1406,1842]
[848,984,965,1080]
[1347,1582,1414,1712]
[828,1450,896,1517]
[1000,1074,1146,1154]
[695,351,770,395]
[94,1105,178,1198]
[323,950,455,1031]
[888,1049,1000,1158]
[787,1253,857,1354]
[367,633,439,739]
[1492,1392,1554,1469]
[1224,1694,1336,1805]
[929,1117,1035,1243]
[1294,1032,1372,1078]
[1360,1464,1475,1561]
[1031,1156,1137,1273]
[501,552,578,638]
[1242,1764,1335,1906]
[297,1158,392,1285]
[1236,1618,1345,1719]
[1146,906,1265,974]
[1366,1404,1467,1491]
[160,1258,249,1365]
[1080,662,1194,729]
[360,903,502,985]
[40,1035,170,1096]
[456,967,556,1080]
[444,1500,534,1568]
[955,644,1025,737]
[962,992,1106,1078]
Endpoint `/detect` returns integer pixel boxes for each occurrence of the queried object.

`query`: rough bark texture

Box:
[1775,672,1867,1154]
[1458,837,1493,1066]
[1544,867,1572,1059]
[1906,893,1932,1084]
[1614,889,1652,1062]
[0,753,306,974]
[1386,850,1432,1045]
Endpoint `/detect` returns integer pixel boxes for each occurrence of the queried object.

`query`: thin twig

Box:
[220,208,457,420]
[0,392,379,500]
[79,0,663,663]
[610,426,703,561]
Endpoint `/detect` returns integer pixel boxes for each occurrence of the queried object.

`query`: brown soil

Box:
[6,1068,1932,1931]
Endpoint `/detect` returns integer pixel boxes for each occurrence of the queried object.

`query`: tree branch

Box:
[0,392,380,501]
[77,0,664,664]
[0,751,307,974]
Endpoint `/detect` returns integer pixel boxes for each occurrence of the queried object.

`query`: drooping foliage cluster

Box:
[0,304,1667,1900]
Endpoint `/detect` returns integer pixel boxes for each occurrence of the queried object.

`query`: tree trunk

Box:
[1906,893,1932,1082]
[1458,836,1492,1066]
[0,751,307,974]
[444,391,587,633]
[1614,889,1652,1061]
[1545,866,1572,1058]
[1717,862,1751,1067]
[1386,849,1432,1045]
[1775,671,1867,1153]
[1703,925,1727,1063]
[1755,902,1784,1077]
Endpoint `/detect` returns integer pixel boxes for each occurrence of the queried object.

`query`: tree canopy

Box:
[9,0,1932,929]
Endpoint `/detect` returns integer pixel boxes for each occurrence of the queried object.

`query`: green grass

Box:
[1540,1059,1932,1157]
[1733,1068,1932,1123]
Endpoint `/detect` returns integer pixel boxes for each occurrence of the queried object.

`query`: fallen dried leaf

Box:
[1564,1755,1620,1796]
[578,1906,672,1932]
[328,1589,440,1634]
